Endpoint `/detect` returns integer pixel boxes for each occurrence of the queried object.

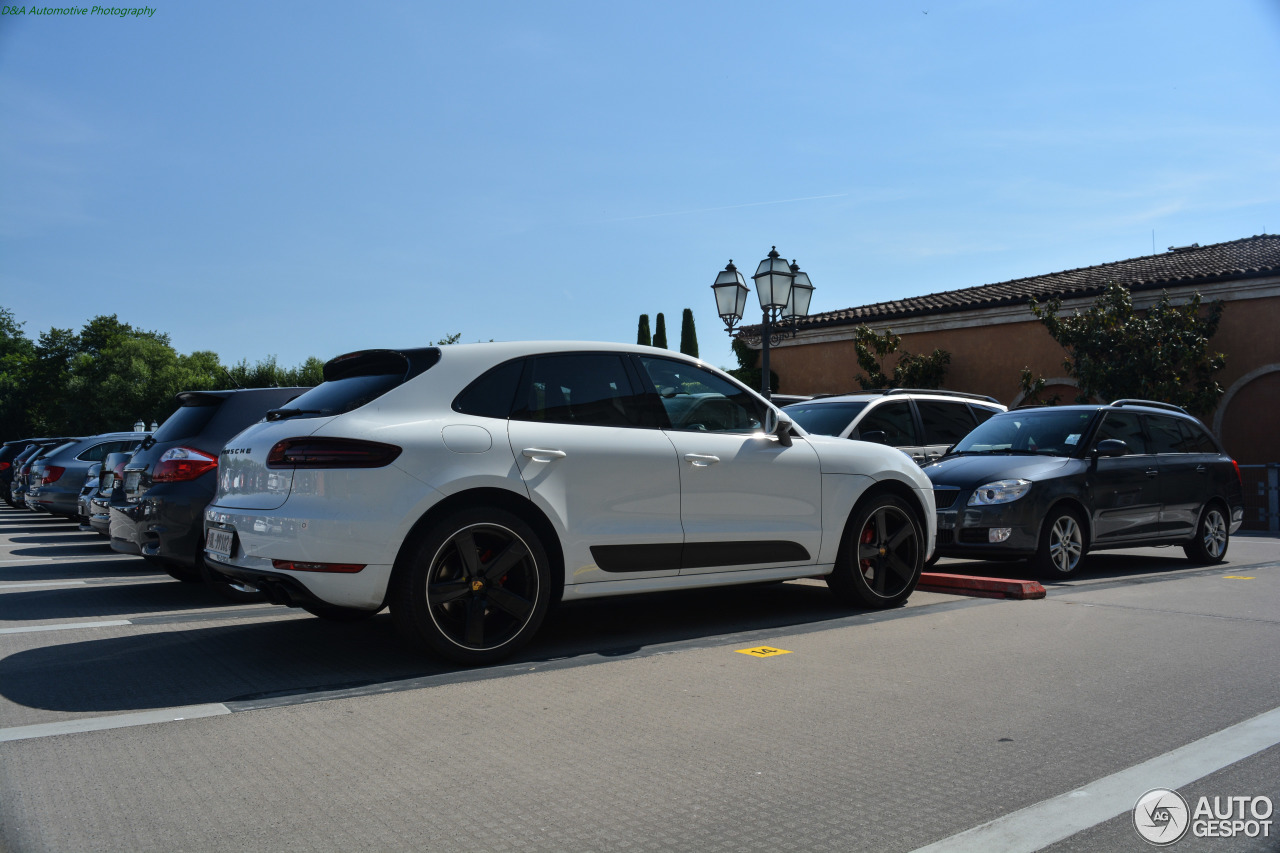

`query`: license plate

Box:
[206,527,235,557]
[124,471,141,494]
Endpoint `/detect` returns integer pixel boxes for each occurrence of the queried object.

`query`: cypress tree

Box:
[636,314,651,346]
[653,313,668,349]
[679,308,698,357]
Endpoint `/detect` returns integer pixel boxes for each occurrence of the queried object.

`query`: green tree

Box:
[851,325,951,390]
[636,314,651,346]
[0,307,37,438]
[653,313,668,349]
[29,327,79,433]
[1029,283,1226,417]
[63,318,186,432]
[679,308,699,358]
[1016,367,1060,407]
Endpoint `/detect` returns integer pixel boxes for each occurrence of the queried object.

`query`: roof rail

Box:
[1109,399,1188,414]
[882,388,1003,405]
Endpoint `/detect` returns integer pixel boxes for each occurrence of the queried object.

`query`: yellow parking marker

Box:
[1223,576,1256,580]
[737,646,791,658]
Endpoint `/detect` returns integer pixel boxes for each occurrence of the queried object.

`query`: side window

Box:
[77,442,111,462]
[637,357,765,433]
[453,358,524,419]
[512,354,647,428]
[1177,419,1218,454]
[969,404,1002,425]
[917,401,977,446]
[856,402,919,447]
[1145,415,1189,454]
[1093,412,1149,454]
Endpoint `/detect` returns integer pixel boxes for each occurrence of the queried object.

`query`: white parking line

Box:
[0,704,232,743]
[0,580,88,591]
[909,705,1280,852]
[0,556,134,565]
[0,620,132,634]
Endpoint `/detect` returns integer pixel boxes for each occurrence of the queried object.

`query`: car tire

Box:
[1183,503,1229,564]
[827,494,924,609]
[1032,506,1087,580]
[390,508,551,666]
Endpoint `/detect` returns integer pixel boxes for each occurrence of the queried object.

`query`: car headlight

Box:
[967,479,1033,506]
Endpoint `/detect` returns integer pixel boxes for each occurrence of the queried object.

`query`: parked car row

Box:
[4,341,1248,667]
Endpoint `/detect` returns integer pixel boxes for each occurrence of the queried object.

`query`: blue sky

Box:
[3,0,1279,373]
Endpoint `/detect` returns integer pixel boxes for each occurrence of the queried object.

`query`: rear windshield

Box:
[153,399,221,442]
[782,401,868,437]
[270,348,440,421]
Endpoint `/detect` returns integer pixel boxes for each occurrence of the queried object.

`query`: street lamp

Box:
[712,247,815,399]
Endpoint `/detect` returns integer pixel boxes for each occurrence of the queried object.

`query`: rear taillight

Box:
[152,447,219,482]
[266,438,401,469]
[271,559,366,573]
[42,466,65,484]
[1232,459,1242,486]
[0,461,9,472]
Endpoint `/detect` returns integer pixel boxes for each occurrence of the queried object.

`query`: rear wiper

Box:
[140,435,156,450]
[266,407,326,421]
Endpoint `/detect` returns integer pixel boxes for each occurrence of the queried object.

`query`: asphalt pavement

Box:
[0,506,1277,852]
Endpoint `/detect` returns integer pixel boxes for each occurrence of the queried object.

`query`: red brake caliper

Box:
[860,524,875,575]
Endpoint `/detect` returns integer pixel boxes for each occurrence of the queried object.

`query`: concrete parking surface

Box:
[0,506,1277,852]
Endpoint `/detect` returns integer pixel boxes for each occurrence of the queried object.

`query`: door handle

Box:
[1145,469,1159,478]
[1195,464,1207,474]
[522,448,567,462]
[684,453,720,467]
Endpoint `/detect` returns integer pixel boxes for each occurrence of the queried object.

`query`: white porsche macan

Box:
[203,342,936,664]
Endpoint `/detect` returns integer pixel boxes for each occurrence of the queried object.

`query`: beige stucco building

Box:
[749,234,1280,465]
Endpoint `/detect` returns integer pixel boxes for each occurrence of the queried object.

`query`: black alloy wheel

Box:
[391,508,550,665]
[828,494,924,608]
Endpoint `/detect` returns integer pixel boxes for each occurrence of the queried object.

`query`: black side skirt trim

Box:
[591,541,811,573]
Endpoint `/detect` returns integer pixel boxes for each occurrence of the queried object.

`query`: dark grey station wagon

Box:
[924,400,1245,578]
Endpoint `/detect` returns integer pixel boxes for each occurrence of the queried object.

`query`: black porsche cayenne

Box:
[924,400,1245,579]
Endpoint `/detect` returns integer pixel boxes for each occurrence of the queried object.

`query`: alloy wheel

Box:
[855,505,920,599]
[425,523,540,652]
[1202,509,1227,559]
[1048,515,1084,574]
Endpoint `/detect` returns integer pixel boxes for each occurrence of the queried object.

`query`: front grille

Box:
[933,487,961,509]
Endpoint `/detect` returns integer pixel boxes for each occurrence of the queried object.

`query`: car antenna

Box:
[221,367,243,389]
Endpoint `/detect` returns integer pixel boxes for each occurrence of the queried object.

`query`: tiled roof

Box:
[770,234,1280,333]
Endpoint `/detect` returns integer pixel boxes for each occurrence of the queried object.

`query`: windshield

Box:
[951,409,1098,456]
[781,401,868,437]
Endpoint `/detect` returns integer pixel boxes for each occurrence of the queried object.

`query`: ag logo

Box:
[1134,788,1190,846]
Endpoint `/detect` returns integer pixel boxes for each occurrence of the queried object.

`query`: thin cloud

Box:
[608,192,849,222]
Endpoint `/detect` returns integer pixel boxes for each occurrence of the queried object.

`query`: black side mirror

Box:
[860,429,888,445]
[1094,439,1129,458]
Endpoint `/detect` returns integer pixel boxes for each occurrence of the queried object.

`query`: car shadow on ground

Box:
[934,549,1234,587]
[0,579,260,622]
[5,542,125,559]
[0,520,83,536]
[0,581,875,714]
[0,556,163,583]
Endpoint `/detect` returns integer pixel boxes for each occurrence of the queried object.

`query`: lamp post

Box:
[712,247,815,399]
